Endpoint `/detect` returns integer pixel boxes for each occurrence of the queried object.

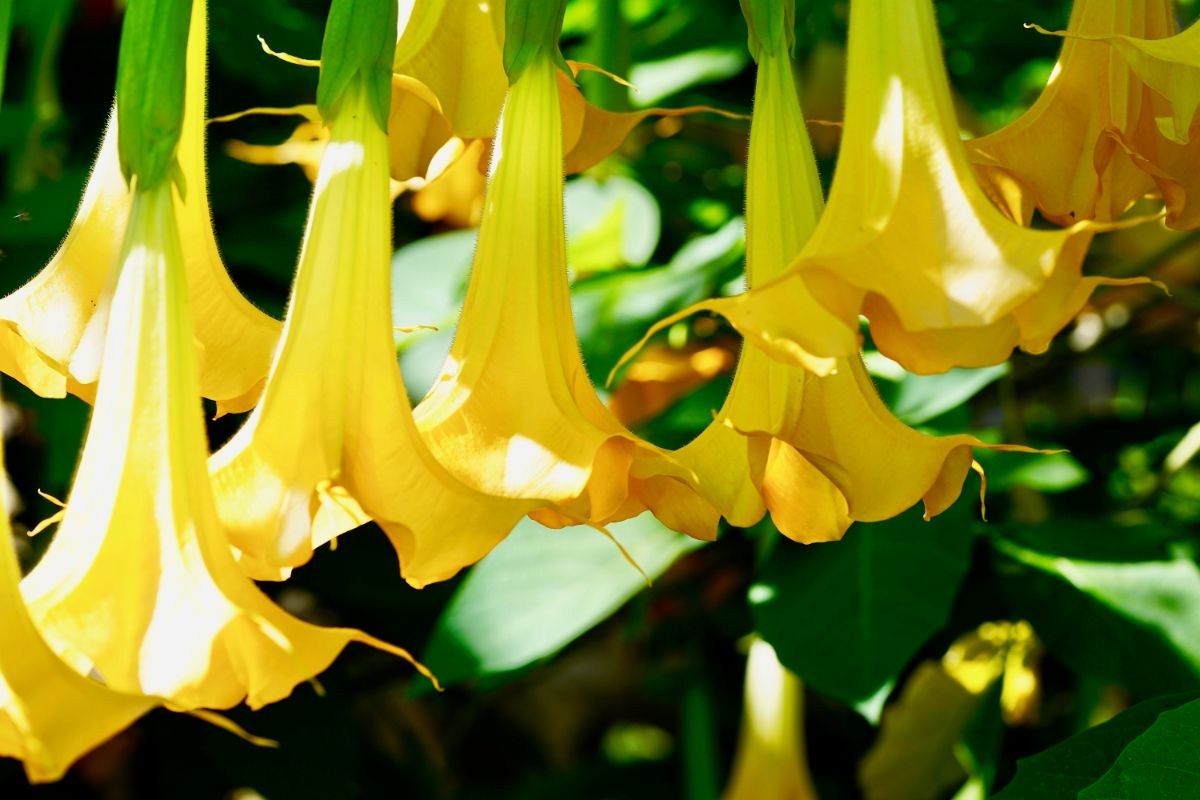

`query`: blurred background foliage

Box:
[3,0,1200,797]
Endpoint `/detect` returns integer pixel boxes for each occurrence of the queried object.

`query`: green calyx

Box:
[739,0,795,61]
[115,0,193,190]
[503,0,572,83]
[316,0,397,131]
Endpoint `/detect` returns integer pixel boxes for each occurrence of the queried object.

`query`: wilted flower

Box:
[0,0,278,414]
[0,435,157,784]
[21,177,433,710]
[413,51,703,533]
[969,0,1177,227]
[624,0,1027,540]
[723,638,818,800]
[210,76,536,588]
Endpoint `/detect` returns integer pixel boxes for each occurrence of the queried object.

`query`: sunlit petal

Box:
[0,0,278,414]
[21,177,431,710]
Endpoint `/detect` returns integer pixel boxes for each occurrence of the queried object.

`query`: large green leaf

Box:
[973,449,1090,494]
[627,45,749,106]
[1080,697,1200,798]
[422,514,703,687]
[993,527,1200,698]
[994,694,1198,799]
[863,354,1008,427]
[751,501,976,711]
[565,175,661,273]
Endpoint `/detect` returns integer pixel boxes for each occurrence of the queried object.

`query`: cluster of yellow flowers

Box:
[0,0,1195,784]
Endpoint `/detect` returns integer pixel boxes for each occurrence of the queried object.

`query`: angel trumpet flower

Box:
[625,0,1158,376]
[20,177,433,710]
[386,0,741,185]
[0,436,157,784]
[210,76,534,588]
[1018,11,1200,230]
[969,0,1178,227]
[413,52,702,534]
[722,639,818,800]
[0,0,278,413]
[626,0,1022,541]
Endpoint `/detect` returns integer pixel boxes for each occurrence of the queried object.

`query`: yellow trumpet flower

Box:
[1022,12,1200,230]
[624,0,1157,377]
[722,638,818,800]
[969,0,1177,227]
[0,435,157,784]
[20,177,432,710]
[387,0,741,183]
[210,78,534,588]
[0,0,278,414]
[413,53,702,534]
[625,19,1021,542]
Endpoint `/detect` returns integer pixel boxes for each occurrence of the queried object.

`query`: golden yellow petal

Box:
[0,443,156,784]
[210,80,532,589]
[969,0,1175,225]
[409,139,489,227]
[21,178,430,711]
[670,0,1148,374]
[557,65,750,175]
[624,35,1011,538]
[1045,18,1200,229]
[392,0,507,139]
[0,0,279,413]
[723,639,818,800]
[414,54,704,529]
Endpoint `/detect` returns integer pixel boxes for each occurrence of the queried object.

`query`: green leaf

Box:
[1080,697,1200,798]
[116,0,193,188]
[628,45,750,106]
[993,532,1200,697]
[391,229,477,351]
[317,0,397,129]
[994,694,1199,799]
[974,449,1090,493]
[421,514,703,687]
[0,0,13,107]
[863,354,1008,426]
[564,175,661,273]
[751,501,976,711]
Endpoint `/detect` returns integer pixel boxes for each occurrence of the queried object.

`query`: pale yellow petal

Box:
[22,177,429,711]
[0,0,279,412]
[414,55,704,528]
[210,80,532,589]
[0,443,156,784]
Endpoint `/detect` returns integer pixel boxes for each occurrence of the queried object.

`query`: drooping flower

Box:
[1021,12,1200,231]
[722,638,818,800]
[241,0,740,226]
[209,71,538,587]
[623,0,1026,541]
[20,176,433,709]
[0,0,278,414]
[969,0,1177,227]
[625,0,1159,377]
[0,433,157,785]
[412,49,703,535]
